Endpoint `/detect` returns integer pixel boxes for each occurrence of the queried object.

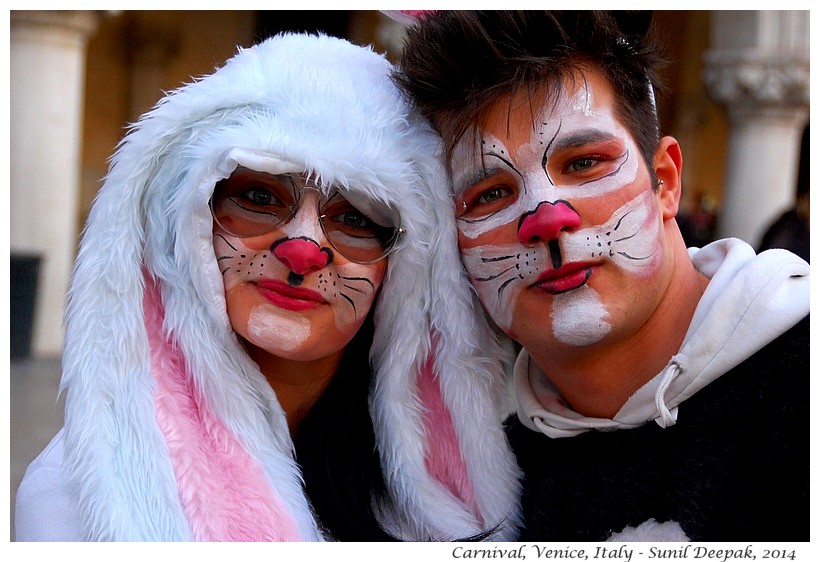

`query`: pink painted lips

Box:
[255,279,327,311]
[533,263,594,294]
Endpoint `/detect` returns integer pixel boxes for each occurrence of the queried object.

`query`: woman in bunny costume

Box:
[15,33,521,541]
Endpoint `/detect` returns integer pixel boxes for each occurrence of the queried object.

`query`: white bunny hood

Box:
[60,33,520,541]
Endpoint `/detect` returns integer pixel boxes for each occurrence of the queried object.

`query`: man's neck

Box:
[528,238,709,419]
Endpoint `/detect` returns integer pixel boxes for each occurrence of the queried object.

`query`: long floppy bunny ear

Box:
[59,131,192,540]
[369,125,522,541]
[59,55,323,542]
[142,273,312,541]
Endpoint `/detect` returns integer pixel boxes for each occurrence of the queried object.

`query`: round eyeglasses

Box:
[210,168,404,264]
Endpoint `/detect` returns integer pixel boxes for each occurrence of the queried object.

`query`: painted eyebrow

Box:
[549,129,621,153]
[453,153,522,196]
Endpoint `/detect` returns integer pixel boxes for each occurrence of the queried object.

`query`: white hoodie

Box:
[515,238,810,437]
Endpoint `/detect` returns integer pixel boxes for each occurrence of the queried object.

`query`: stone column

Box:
[702,11,809,246]
[11,11,101,356]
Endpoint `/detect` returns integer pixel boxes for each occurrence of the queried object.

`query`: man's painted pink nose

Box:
[517,200,581,244]
[272,238,331,275]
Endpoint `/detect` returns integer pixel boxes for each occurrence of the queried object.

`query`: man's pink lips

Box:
[532,262,594,294]
[255,279,326,311]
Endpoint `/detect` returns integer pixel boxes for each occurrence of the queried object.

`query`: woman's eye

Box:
[338,211,371,228]
[325,204,375,230]
[243,188,275,206]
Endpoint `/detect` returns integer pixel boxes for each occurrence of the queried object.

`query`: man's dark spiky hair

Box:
[395,11,666,170]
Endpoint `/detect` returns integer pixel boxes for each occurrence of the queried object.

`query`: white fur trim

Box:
[370,115,522,541]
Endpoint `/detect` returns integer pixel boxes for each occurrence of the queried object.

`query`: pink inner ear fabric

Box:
[418,352,482,525]
[144,276,303,541]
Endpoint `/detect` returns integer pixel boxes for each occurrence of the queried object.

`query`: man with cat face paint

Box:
[395,11,809,541]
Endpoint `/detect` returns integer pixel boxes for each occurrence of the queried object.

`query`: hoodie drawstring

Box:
[654,361,681,428]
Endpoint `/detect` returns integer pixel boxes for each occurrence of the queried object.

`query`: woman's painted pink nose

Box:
[272,238,331,275]
[517,200,580,244]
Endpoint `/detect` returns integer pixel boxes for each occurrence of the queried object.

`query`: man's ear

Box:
[654,136,683,220]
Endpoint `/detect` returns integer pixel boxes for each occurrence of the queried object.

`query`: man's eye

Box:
[477,188,508,204]
[567,157,598,173]
[458,184,516,218]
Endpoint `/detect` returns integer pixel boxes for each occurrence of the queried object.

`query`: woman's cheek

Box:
[330,263,385,332]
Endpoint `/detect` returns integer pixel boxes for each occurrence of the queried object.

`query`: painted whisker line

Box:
[340,292,356,313]
[214,233,237,251]
[612,209,636,231]
[617,251,653,261]
[339,275,375,289]
[216,255,232,262]
[221,266,230,275]
[482,254,515,262]
[475,267,515,282]
[498,276,518,297]
[614,230,640,243]
[343,284,368,295]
